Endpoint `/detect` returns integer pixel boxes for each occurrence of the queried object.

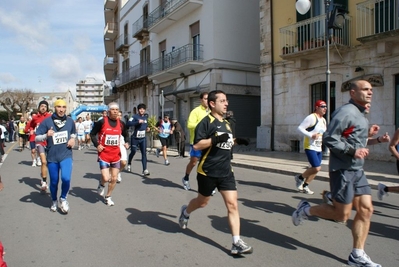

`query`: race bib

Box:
[105,134,119,146]
[314,135,322,147]
[216,132,234,150]
[136,130,145,138]
[163,129,170,134]
[53,131,68,145]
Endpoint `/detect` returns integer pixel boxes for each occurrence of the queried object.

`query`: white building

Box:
[103,0,261,139]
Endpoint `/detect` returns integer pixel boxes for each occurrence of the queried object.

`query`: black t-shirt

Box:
[195,114,234,177]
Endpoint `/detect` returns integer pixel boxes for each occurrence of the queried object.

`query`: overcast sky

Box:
[0,0,106,96]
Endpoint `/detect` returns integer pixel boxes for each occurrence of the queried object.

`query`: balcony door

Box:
[191,21,200,60]
[311,81,335,121]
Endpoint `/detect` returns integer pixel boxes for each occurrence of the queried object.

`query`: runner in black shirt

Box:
[178,90,252,255]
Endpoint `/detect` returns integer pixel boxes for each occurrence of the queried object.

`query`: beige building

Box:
[260,0,399,160]
[104,0,261,139]
[31,90,75,115]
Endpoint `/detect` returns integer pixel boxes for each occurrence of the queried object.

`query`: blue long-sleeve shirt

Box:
[127,114,148,139]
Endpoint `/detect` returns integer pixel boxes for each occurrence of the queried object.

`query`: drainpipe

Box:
[270,0,275,151]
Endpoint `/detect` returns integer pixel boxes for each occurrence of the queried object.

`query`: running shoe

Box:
[178,205,189,229]
[59,198,69,214]
[182,178,191,190]
[302,186,314,195]
[294,174,304,191]
[348,252,381,267]
[117,173,122,183]
[321,190,333,205]
[41,181,48,191]
[377,183,388,201]
[231,239,253,255]
[127,165,131,172]
[211,189,216,196]
[143,169,150,176]
[32,160,37,167]
[165,160,170,166]
[292,200,310,226]
[50,201,57,212]
[97,183,105,196]
[105,196,114,206]
[37,157,42,166]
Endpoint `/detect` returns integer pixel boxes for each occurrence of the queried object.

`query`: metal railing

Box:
[279,13,351,55]
[149,44,203,75]
[147,0,189,28]
[357,0,399,38]
[103,55,117,66]
[115,34,129,50]
[132,15,149,37]
[119,62,149,85]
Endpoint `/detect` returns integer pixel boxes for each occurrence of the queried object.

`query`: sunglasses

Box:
[319,105,327,108]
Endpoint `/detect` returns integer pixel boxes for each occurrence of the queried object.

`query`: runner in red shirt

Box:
[90,102,128,206]
[25,111,38,167]
[29,101,51,191]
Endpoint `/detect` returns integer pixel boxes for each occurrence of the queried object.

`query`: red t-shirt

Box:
[98,117,121,163]
[29,112,51,146]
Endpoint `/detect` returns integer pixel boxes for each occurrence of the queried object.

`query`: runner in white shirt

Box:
[82,114,93,148]
[75,117,85,150]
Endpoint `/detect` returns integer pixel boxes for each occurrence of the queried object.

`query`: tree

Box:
[0,88,35,118]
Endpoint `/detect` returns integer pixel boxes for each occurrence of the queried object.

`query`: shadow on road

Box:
[237,180,298,194]
[208,215,346,264]
[69,186,102,204]
[125,208,231,255]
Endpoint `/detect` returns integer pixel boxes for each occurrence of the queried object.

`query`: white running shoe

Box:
[377,183,388,201]
[292,200,310,226]
[127,165,131,172]
[165,160,170,166]
[348,252,381,267]
[41,181,48,191]
[59,198,69,214]
[97,183,105,196]
[36,157,42,166]
[32,160,37,167]
[182,178,191,190]
[294,174,304,191]
[231,239,253,255]
[143,169,150,176]
[50,201,57,212]
[302,186,314,195]
[178,205,189,229]
[105,197,114,206]
[117,173,122,183]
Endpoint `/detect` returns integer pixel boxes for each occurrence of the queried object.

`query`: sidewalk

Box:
[231,149,399,189]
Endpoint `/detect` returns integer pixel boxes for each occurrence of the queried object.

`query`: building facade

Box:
[103,0,261,140]
[260,0,399,160]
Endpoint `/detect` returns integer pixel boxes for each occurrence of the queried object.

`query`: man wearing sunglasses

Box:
[295,100,327,194]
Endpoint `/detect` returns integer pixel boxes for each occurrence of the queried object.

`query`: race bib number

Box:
[163,129,170,134]
[314,135,322,147]
[53,131,68,145]
[105,134,119,146]
[216,132,234,150]
[136,130,145,138]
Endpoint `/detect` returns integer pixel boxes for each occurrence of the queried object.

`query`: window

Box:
[191,21,200,60]
[395,74,399,128]
[310,81,336,120]
[375,0,397,34]
[159,40,166,70]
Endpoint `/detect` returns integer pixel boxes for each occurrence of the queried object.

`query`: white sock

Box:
[232,236,240,244]
[352,248,364,257]
[183,208,190,217]
[304,206,311,216]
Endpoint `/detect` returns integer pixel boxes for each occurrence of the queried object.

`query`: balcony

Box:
[148,0,203,33]
[104,0,117,10]
[104,22,118,39]
[119,62,149,86]
[104,8,116,23]
[149,44,203,81]
[279,13,351,60]
[115,34,129,54]
[132,15,149,41]
[356,0,399,42]
[103,55,117,72]
[104,38,115,55]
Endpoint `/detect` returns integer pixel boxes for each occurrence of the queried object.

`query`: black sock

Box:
[42,177,47,182]
[184,174,189,180]
[303,182,308,187]
[385,187,389,192]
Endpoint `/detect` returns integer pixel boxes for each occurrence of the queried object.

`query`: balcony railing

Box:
[279,13,351,56]
[115,34,129,52]
[119,62,149,85]
[149,44,203,75]
[132,15,149,39]
[103,55,117,69]
[104,22,118,38]
[357,0,399,40]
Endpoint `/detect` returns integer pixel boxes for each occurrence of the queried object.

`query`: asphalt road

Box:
[0,143,398,267]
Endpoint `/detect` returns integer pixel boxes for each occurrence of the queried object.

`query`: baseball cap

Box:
[315,100,326,108]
